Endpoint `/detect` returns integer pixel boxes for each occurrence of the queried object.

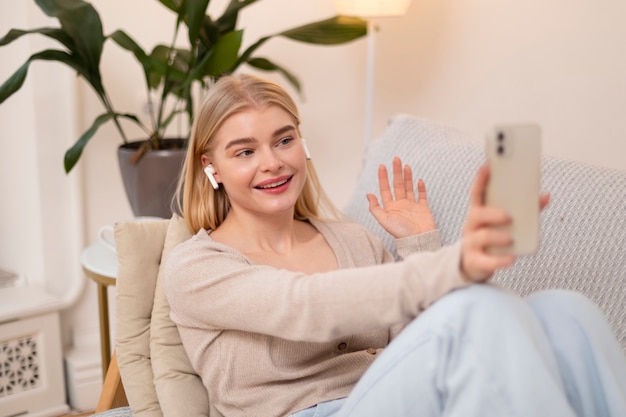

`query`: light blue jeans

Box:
[291,285,626,417]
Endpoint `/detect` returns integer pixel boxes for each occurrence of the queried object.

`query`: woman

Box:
[164,73,626,417]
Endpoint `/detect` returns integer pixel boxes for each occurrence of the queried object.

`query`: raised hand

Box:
[461,165,550,282]
[367,157,437,238]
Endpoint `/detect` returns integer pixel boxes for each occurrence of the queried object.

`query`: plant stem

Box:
[101,92,129,144]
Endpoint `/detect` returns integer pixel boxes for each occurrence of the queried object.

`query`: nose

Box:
[259,148,283,172]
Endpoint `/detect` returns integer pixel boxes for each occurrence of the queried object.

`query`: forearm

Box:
[395,229,442,258]
[165,240,466,343]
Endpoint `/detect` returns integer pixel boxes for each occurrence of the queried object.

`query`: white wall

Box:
[0,5,45,285]
[0,2,87,348]
[373,0,626,171]
[1,0,625,408]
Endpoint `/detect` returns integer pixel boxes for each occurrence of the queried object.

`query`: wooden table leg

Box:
[96,282,111,381]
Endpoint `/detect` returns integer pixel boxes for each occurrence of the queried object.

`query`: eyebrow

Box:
[224,137,256,151]
[223,125,297,151]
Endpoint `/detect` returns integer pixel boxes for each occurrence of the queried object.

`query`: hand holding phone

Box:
[486,124,542,256]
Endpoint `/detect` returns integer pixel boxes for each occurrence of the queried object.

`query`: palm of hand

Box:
[367,157,437,239]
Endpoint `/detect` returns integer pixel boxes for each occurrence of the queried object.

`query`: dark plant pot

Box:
[117,138,187,218]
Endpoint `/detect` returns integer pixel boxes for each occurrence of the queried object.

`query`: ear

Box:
[208,165,221,183]
[201,155,219,177]
[201,155,221,188]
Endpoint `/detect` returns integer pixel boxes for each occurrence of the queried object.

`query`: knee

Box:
[403,284,549,352]
[426,284,533,328]
[436,284,524,313]
[526,289,608,325]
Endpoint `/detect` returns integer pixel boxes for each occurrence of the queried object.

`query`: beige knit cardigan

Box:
[163,219,466,417]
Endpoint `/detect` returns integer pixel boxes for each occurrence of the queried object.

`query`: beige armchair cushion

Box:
[115,219,169,417]
[150,216,222,417]
[115,215,224,417]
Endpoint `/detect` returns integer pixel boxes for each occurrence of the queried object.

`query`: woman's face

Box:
[203,104,307,219]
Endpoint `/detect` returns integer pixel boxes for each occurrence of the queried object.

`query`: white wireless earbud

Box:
[301,138,312,160]
[203,164,219,190]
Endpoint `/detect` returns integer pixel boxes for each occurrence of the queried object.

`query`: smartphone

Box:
[486,124,542,256]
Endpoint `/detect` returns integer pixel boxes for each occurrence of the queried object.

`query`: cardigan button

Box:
[337,342,348,351]
[366,348,377,355]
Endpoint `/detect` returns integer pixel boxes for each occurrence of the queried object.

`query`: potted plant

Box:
[0,0,366,217]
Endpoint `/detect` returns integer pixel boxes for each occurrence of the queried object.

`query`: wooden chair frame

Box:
[95,352,128,413]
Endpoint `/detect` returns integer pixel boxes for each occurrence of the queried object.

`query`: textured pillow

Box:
[115,219,169,417]
[344,114,626,350]
[150,214,222,417]
[344,114,482,253]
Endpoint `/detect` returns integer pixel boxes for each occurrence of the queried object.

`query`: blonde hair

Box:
[174,73,340,234]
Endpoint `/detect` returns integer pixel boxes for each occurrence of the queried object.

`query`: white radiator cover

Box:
[64,346,102,411]
[0,311,69,417]
[0,284,71,417]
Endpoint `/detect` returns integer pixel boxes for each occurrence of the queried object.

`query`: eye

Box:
[235,149,254,157]
[277,136,294,147]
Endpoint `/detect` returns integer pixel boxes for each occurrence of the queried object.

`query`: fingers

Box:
[463,204,511,261]
[465,227,513,250]
[378,157,423,205]
[470,165,490,207]
[366,193,380,210]
[461,196,515,282]
[377,164,393,204]
[472,164,550,212]
[366,193,384,221]
[461,227,516,282]
[392,157,406,200]
[416,179,427,204]
[404,164,415,201]
[461,250,516,283]
[463,205,511,234]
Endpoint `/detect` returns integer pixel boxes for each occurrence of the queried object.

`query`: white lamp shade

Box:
[333,0,411,17]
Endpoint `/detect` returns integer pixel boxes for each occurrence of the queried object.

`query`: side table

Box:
[81,240,118,381]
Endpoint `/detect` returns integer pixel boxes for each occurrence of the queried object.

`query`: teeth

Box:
[258,178,289,189]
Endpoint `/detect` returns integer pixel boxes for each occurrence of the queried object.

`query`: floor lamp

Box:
[333,0,412,148]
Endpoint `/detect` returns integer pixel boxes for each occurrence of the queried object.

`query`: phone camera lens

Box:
[497,145,505,155]
[497,132,505,141]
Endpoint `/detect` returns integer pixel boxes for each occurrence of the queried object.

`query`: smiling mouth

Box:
[255,176,292,190]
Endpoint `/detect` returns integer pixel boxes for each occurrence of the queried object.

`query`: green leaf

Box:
[0,49,101,104]
[231,35,270,71]
[148,45,190,88]
[64,112,140,173]
[216,0,259,33]
[0,27,73,50]
[279,16,367,45]
[156,0,180,13]
[0,61,30,104]
[0,28,29,46]
[247,57,302,93]
[185,0,210,46]
[233,16,366,72]
[195,29,243,77]
[110,32,190,94]
[109,30,153,89]
[198,14,220,49]
[109,30,150,65]
[35,0,105,76]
